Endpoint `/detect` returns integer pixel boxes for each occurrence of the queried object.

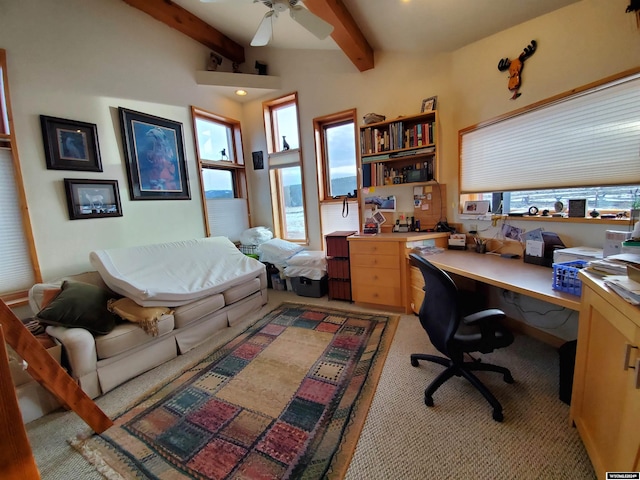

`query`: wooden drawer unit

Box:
[325,231,356,302]
[349,239,403,308]
[348,232,449,312]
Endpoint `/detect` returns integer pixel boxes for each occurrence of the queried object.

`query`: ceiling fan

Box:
[200,0,334,47]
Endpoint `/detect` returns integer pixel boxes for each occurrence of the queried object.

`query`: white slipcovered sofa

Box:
[29,237,267,399]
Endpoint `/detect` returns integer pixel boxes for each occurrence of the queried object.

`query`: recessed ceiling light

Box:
[235,89,248,96]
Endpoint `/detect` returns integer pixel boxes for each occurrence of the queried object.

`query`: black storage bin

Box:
[558,340,577,405]
[290,276,328,298]
[263,262,280,289]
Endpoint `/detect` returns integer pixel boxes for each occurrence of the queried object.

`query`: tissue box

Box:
[448,234,466,250]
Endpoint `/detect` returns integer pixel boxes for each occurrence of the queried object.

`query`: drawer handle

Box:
[623,344,638,370]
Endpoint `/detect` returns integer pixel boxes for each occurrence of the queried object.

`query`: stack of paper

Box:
[588,253,640,276]
[603,275,640,305]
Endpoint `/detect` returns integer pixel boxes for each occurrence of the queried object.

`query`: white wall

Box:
[0,0,243,280]
[1,0,638,282]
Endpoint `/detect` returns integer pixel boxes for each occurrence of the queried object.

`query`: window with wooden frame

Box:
[263,93,308,243]
[0,49,41,304]
[191,106,249,242]
[459,68,640,219]
[313,109,360,236]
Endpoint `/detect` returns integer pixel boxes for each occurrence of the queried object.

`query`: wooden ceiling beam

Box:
[304,0,374,72]
[122,0,245,65]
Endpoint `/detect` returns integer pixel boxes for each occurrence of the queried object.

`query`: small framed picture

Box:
[40,116,102,172]
[64,179,123,220]
[421,96,438,113]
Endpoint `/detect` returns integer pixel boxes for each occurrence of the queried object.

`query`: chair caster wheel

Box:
[424,395,434,407]
[411,358,419,367]
[504,373,514,384]
[492,410,504,422]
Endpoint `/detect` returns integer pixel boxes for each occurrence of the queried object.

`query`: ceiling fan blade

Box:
[251,11,274,47]
[289,5,333,40]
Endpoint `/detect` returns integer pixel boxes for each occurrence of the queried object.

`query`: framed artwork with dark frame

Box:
[40,115,102,171]
[118,107,190,200]
[420,96,438,113]
[64,179,123,220]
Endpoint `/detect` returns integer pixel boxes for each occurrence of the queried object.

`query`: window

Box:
[477,186,640,216]
[0,49,41,302]
[191,107,249,242]
[459,68,640,215]
[263,93,308,243]
[314,109,360,237]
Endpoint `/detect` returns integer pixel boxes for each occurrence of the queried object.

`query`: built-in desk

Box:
[425,250,581,311]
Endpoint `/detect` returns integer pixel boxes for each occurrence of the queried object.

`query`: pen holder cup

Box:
[475,243,486,254]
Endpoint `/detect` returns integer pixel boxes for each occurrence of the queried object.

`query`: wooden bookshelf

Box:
[360,111,439,188]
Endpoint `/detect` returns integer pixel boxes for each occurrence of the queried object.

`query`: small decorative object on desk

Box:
[363,113,385,125]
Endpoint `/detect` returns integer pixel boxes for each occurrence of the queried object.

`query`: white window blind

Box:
[0,148,35,293]
[460,72,640,193]
[268,149,301,169]
[320,201,359,240]
[206,198,249,243]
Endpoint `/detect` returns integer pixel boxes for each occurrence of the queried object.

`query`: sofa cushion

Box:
[107,298,172,336]
[173,293,225,329]
[95,314,175,359]
[36,281,120,335]
[222,278,261,305]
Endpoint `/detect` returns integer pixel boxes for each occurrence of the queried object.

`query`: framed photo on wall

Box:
[118,107,190,200]
[64,179,122,220]
[40,115,102,171]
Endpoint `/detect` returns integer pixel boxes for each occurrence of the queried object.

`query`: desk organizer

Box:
[552,260,588,296]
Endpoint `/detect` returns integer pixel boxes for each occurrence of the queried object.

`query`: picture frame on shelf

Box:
[40,115,102,172]
[118,107,190,200]
[64,179,122,220]
[420,96,438,113]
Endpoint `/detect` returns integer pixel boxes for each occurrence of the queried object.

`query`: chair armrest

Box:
[463,309,505,325]
[45,325,97,380]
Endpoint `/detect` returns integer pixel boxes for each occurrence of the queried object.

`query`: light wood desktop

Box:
[424,249,581,311]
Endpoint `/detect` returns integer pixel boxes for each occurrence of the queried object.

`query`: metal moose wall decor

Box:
[497,40,537,100]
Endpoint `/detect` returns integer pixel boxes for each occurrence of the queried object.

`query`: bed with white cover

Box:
[258,238,327,281]
[30,237,268,398]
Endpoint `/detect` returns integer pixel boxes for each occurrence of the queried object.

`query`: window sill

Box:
[493,214,635,226]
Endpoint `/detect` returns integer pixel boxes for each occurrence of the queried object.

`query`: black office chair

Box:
[409,253,515,422]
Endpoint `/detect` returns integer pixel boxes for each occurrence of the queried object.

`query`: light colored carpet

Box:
[25,290,595,479]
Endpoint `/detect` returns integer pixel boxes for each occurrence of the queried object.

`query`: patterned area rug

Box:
[71,302,398,479]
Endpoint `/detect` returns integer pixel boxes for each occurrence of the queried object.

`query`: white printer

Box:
[553,246,603,265]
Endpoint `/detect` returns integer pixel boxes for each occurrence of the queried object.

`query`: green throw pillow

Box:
[36,280,120,335]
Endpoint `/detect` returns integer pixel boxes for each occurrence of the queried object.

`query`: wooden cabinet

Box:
[325,231,355,301]
[570,273,640,479]
[348,233,448,312]
[360,111,438,188]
